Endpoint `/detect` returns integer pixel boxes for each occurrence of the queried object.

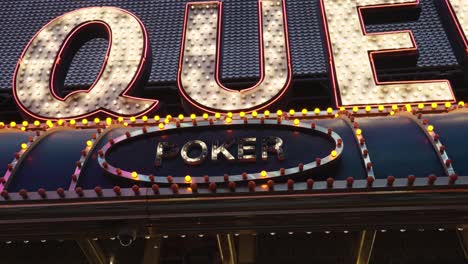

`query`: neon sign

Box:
[154,136,283,166]
[12,1,467,120]
[97,118,343,184]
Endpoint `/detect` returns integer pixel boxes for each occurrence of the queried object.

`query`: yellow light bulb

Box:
[34,120,40,126]
[21,143,27,150]
[418,103,424,110]
[276,110,283,116]
[289,109,295,116]
[215,113,221,119]
[185,175,192,182]
[339,107,345,111]
[431,103,438,109]
[260,170,267,177]
[106,117,112,125]
[314,108,320,114]
[142,116,148,122]
[356,128,362,136]
[390,111,395,116]
[82,119,88,125]
[86,140,93,147]
[22,121,28,127]
[301,108,308,115]
[331,150,337,157]
[391,105,398,111]
[70,119,76,125]
[405,104,412,112]
[202,113,209,120]
[264,110,270,117]
[227,112,233,118]
[365,106,371,112]
[94,118,100,124]
[178,114,184,121]
[427,125,434,132]
[130,116,136,123]
[131,171,138,178]
[57,119,64,126]
[164,118,170,124]
[166,115,172,121]
[123,122,129,127]
[190,114,196,120]
[226,117,232,124]
[327,107,333,114]
[239,112,246,118]
[293,119,300,126]
[118,117,124,122]
[158,123,165,129]
[252,111,258,118]
[10,121,17,127]
[352,106,358,113]
[458,101,465,107]
[445,102,452,108]
[154,115,160,121]
[20,127,26,132]
[378,105,384,112]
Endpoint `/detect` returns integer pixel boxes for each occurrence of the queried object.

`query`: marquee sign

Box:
[9,0,468,120]
[0,105,467,197]
[2,0,468,197]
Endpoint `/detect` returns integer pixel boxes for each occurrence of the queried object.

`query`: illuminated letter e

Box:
[321,0,456,107]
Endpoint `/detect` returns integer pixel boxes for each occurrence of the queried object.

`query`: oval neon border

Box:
[97,118,344,184]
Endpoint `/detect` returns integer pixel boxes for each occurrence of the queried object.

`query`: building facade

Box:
[0,0,468,263]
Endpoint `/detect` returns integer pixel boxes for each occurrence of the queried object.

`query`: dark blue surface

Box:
[0,0,458,89]
[357,116,445,178]
[316,119,367,180]
[77,128,140,189]
[0,131,34,179]
[426,113,468,176]
[7,130,95,192]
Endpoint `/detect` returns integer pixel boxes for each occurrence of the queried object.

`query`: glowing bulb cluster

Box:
[14,6,156,119]
[322,0,455,106]
[179,1,291,112]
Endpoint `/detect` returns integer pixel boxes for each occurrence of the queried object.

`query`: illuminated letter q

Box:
[13,6,158,120]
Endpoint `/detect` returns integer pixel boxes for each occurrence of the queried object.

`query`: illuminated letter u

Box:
[177,0,292,113]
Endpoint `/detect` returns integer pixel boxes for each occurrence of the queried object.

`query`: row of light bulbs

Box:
[0,101,465,131]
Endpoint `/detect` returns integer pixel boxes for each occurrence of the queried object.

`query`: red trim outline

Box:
[12,6,158,121]
[320,0,456,108]
[176,0,293,114]
[50,21,112,101]
[440,0,468,55]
